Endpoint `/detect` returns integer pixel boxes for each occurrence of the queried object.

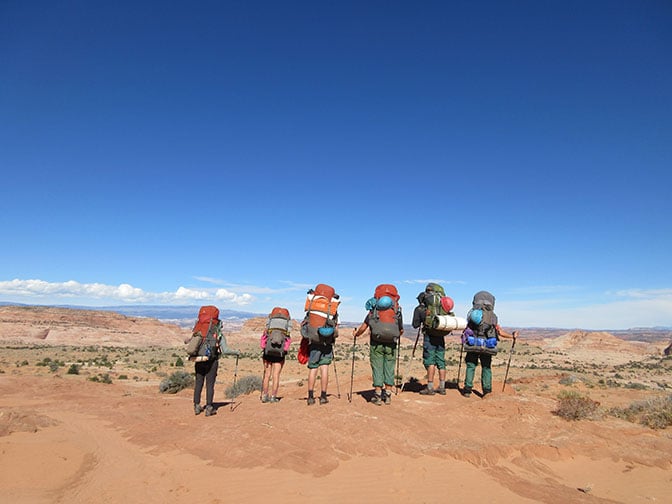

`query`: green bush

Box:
[159,371,194,394]
[67,364,80,375]
[609,395,672,430]
[89,373,113,384]
[553,390,600,421]
[175,356,184,367]
[225,375,262,398]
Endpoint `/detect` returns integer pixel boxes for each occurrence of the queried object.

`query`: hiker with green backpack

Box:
[352,284,404,405]
[412,283,464,396]
[461,291,518,398]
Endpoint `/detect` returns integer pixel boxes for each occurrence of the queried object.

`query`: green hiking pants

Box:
[464,352,492,391]
[370,341,397,387]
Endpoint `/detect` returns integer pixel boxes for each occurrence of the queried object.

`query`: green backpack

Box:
[420,283,454,337]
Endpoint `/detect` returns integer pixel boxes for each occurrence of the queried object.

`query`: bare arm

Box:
[497,326,518,341]
[352,322,369,338]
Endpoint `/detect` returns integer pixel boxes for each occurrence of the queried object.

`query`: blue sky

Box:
[1,1,671,329]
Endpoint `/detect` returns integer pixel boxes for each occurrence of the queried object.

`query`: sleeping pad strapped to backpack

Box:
[418,283,457,337]
[365,284,402,344]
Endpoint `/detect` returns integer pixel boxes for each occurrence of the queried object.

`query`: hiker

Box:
[412,283,458,396]
[461,291,518,398]
[260,307,292,403]
[187,306,224,417]
[301,284,340,405]
[352,284,404,405]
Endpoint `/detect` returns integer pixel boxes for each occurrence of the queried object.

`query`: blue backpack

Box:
[464,291,499,354]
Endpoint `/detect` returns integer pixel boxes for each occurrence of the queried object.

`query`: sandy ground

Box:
[1,351,671,504]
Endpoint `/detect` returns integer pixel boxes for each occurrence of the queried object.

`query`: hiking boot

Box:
[307,397,316,406]
[194,404,203,415]
[383,391,391,405]
[461,387,472,398]
[319,396,329,405]
[261,394,269,403]
[204,405,216,417]
[482,388,492,398]
[370,393,383,406]
[419,387,435,396]
[436,387,446,396]
[268,396,280,403]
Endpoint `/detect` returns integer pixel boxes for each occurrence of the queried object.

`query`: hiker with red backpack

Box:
[300,284,340,405]
[186,305,224,416]
[412,283,464,396]
[352,284,404,405]
[461,291,517,398]
[260,307,292,403]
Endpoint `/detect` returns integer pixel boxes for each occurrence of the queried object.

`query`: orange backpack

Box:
[367,284,402,344]
[301,284,340,343]
[186,305,221,358]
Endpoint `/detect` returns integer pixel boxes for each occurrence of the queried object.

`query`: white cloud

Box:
[403,279,465,286]
[0,279,254,306]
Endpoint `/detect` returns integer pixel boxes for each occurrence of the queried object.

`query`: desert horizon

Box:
[1,305,671,503]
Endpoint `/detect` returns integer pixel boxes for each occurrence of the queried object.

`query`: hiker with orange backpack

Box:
[300,284,340,405]
[352,284,404,405]
[186,306,224,417]
[461,291,517,398]
[260,307,292,403]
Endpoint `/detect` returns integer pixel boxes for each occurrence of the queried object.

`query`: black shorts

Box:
[263,353,286,364]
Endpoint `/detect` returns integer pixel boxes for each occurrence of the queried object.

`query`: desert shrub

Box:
[159,371,194,394]
[608,395,672,430]
[89,373,113,384]
[175,356,184,367]
[558,374,579,386]
[624,382,647,390]
[553,390,600,421]
[118,374,128,380]
[225,375,262,398]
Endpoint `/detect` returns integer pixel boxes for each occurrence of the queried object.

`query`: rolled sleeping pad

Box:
[432,315,468,331]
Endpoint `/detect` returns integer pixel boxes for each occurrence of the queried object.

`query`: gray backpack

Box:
[264,308,291,358]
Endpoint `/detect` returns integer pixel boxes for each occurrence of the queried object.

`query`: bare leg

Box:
[320,364,329,393]
[271,361,283,397]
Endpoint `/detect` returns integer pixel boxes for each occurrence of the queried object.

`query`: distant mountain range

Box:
[1,302,670,334]
[0,302,262,323]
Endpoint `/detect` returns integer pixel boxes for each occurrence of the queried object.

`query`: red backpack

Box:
[367,284,402,344]
[186,305,221,358]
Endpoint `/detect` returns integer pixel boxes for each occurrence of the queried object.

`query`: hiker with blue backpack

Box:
[260,307,292,403]
[461,291,518,398]
[352,284,404,405]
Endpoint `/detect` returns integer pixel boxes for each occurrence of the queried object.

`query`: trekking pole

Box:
[394,339,401,394]
[348,334,357,402]
[456,338,464,386]
[502,336,517,392]
[333,355,341,399]
[231,352,240,411]
[400,327,421,393]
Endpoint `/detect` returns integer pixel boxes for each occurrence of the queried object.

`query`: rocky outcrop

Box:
[0,305,189,347]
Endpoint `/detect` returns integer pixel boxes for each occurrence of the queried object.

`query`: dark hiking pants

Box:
[194,358,219,406]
